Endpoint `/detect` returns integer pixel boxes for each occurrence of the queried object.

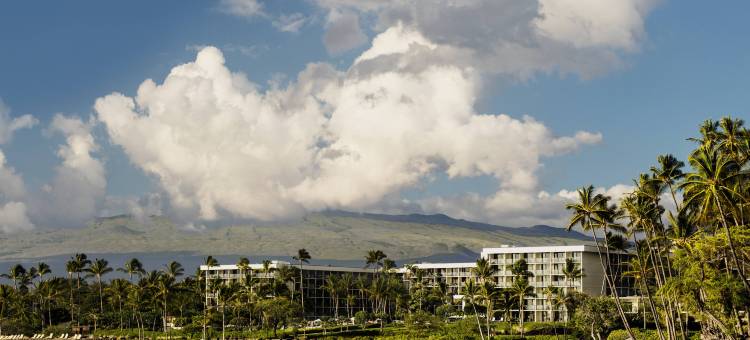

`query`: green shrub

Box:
[608,328,662,340]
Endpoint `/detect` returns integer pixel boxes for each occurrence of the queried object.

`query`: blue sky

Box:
[0,0,748,230]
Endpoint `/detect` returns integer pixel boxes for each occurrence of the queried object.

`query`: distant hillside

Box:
[324,211,590,240]
[0,212,591,261]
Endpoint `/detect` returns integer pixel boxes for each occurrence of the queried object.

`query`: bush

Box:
[405,310,443,337]
[608,329,662,340]
[435,304,456,319]
[573,296,622,339]
[354,310,369,329]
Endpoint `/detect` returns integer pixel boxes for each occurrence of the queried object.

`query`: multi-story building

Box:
[480,245,635,322]
[200,260,375,319]
[200,245,636,322]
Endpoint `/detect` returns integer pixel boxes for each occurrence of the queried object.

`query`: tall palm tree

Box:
[650,154,686,210]
[35,263,51,282]
[322,275,341,319]
[106,278,130,331]
[236,257,250,283]
[566,186,635,339]
[293,249,311,317]
[365,250,387,275]
[479,280,499,337]
[164,261,184,280]
[511,276,536,338]
[86,258,113,314]
[340,273,354,318]
[37,278,63,329]
[1,264,26,291]
[681,146,750,294]
[154,274,177,334]
[118,258,146,282]
[509,258,534,279]
[561,258,583,295]
[472,257,497,283]
[202,255,219,340]
[461,279,485,340]
[716,117,749,164]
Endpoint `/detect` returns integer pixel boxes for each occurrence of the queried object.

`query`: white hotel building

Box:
[201,245,636,322]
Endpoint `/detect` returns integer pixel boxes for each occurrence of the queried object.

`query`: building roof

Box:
[200,260,372,273]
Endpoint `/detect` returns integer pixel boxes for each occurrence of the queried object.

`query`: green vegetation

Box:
[0,116,748,339]
[563,116,750,339]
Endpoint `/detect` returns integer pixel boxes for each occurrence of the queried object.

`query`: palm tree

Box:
[86,258,113,314]
[561,258,583,295]
[716,116,749,164]
[365,250,387,275]
[566,186,635,339]
[164,261,184,280]
[479,280,499,337]
[650,154,686,210]
[472,257,497,283]
[509,258,534,279]
[542,285,560,322]
[322,275,341,319]
[340,273,354,318]
[35,262,51,282]
[118,258,145,282]
[511,276,536,338]
[2,264,26,291]
[461,279,485,340]
[681,146,750,294]
[202,256,219,340]
[106,279,130,330]
[293,248,311,317]
[37,279,63,328]
[154,274,177,334]
[236,257,250,283]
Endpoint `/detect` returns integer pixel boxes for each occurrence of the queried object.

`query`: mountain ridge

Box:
[0,211,591,261]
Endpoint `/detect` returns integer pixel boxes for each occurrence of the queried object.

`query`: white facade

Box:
[200,245,635,322]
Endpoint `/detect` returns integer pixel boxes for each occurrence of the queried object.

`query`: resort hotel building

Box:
[200,245,637,321]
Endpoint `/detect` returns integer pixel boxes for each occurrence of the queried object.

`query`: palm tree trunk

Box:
[519,299,525,338]
[472,302,485,340]
[98,276,104,314]
[591,228,635,339]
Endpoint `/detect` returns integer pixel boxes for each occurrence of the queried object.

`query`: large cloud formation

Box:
[96,26,603,225]
[93,0,657,227]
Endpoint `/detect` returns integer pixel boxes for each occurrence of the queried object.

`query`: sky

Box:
[0,0,748,232]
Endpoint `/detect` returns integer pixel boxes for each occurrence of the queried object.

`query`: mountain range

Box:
[0,211,590,263]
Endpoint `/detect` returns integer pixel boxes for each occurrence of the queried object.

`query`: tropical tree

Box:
[511,276,536,338]
[86,258,113,314]
[118,258,145,282]
[164,261,184,280]
[322,275,341,319]
[2,264,26,291]
[35,263,51,283]
[461,279,485,340]
[293,248,311,318]
[365,250,387,275]
[566,186,635,339]
[562,258,583,295]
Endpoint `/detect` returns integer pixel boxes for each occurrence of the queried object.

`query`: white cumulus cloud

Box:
[315,0,658,78]
[96,33,601,224]
[31,114,106,228]
[0,98,37,144]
